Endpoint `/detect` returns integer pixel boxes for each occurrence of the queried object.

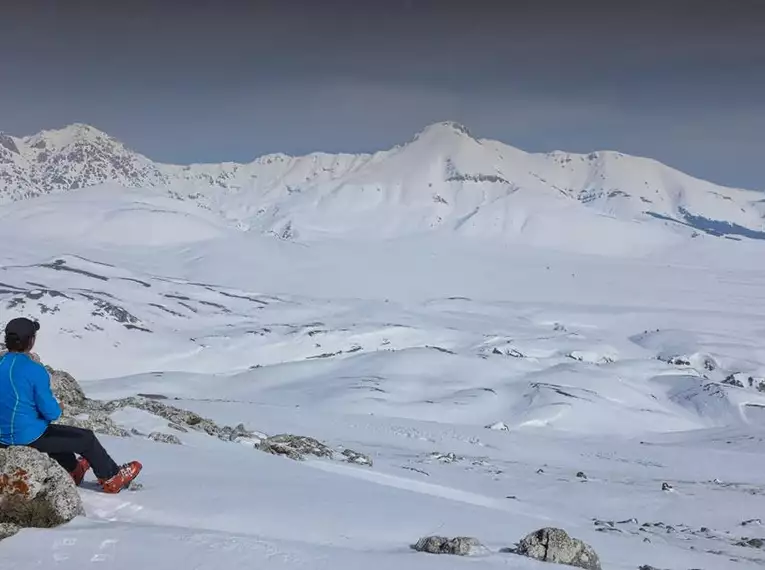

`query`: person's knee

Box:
[79,427,97,446]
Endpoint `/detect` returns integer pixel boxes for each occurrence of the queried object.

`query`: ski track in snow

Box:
[2,187,765,569]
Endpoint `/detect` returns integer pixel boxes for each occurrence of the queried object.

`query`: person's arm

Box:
[30,363,62,422]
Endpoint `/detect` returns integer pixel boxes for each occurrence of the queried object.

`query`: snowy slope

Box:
[2,122,764,253]
[2,231,765,569]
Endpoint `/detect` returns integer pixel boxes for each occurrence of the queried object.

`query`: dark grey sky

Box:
[1,1,763,189]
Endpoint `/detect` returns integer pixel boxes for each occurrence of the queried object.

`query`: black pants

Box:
[7,425,120,480]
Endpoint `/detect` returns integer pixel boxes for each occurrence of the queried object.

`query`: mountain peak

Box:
[23,123,117,151]
[414,121,474,140]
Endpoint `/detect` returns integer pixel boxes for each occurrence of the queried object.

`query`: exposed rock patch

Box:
[723,372,765,392]
[411,535,485,556]
[340,447,373,466]
[148,432,182,445]
[257,434,372,466]
[592,517,765,565]
[737,537,765,549]
[58,410,131,437]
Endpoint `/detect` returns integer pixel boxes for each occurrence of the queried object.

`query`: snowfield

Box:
[1,123,765,569]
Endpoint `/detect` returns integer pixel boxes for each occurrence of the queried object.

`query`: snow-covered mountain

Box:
[2,121,764,247]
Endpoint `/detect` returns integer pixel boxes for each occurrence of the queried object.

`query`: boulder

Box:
[46,365,88,408]
[412,535,485,556]
[0,447,85,529]
[513,527,601,570]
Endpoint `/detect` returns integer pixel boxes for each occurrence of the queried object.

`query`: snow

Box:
[0,186,231,246]
[2,125,765,569]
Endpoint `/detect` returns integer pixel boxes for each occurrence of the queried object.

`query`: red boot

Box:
[69,457,90,486]
[99,461,142,494]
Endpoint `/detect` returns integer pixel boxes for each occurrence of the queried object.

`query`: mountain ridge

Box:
[1,120,764,247]
[1,120,756,189]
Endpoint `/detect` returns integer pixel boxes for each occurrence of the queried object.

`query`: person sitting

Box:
[0,317,141,493]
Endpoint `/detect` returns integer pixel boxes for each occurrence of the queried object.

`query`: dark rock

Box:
[737,537,765,548]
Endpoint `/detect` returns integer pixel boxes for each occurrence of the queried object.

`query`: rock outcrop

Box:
[411,535,485,556]
[0,447,85,534]
[0,352,372,468]
[512,527,601,570]
[39,358,263,444]
[257,434,373,466]
[257,434,332,461]
[147,431,182,445]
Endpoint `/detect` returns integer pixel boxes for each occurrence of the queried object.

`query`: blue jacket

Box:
[0,352,61,445]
